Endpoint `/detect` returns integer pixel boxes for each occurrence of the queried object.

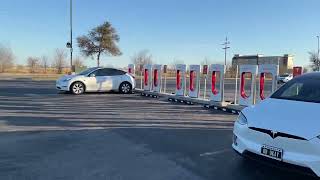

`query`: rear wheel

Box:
[71,82,85,95]
[119,82,132,94]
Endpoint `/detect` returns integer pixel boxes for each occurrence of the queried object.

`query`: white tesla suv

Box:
[233,72,320,177]
[56,67,135,95]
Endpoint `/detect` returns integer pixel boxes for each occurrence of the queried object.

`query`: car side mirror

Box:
[89,73,96,77]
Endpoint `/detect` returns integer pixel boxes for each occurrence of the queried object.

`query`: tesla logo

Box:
[271,131,278,139]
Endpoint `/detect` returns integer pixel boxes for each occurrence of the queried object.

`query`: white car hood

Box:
[243,98,320,140]
[58,75,78,81]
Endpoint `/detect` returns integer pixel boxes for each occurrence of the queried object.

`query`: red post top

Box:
[293,66,303,77]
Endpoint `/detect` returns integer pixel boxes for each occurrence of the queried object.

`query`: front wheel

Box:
[71,82,85,95]
[119,82,132,94]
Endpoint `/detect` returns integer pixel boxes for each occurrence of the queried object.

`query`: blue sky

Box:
[0,0,320,68]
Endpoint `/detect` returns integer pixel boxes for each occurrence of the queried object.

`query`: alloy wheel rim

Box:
[122,83,130,93]
[73,83,84,94]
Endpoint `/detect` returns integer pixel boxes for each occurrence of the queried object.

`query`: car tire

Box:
[119,82,132,94]
[71,82,85,95]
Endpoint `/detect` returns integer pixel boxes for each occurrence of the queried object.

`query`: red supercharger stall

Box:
[152,64,162,93]
[143,64,152,91]
[239,65,258,106]
[189,65,201,98]
[128,64,135,76]
[257,64,279,103]
[175,64,187,96]
[209,64,225,102]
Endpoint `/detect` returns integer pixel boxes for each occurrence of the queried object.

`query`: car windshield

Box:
[77,68,97,75]
[271,77,320,103]
[280,74,290,77]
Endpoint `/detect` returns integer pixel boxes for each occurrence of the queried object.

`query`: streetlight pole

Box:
[70,0,73,70]
[317,35,319,71]
[66,0,73,73]
[222,37,230,66]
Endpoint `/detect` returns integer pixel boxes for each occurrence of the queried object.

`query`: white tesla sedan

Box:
[277,73,293,83]
[233,72,320,177]
[56,67,135,95]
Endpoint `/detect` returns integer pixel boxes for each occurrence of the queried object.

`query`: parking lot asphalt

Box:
[0,79,317,180]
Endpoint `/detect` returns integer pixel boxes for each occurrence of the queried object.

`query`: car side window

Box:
[88,70,98,77]
[89,69,107,77]
[89,68,125,77]
[102,69,126,76]
[99,69,113,76]
[272,77,320,103]
[110,69,126,76]
[280,83,303,98]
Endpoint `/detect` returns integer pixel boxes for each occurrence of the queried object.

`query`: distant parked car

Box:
[56,67,135,95]
[233,72,320,177]
[277,73,293,83]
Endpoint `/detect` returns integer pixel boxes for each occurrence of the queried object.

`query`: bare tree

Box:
[77,21,122,67]
[131,50,153,73]
[309,51,319,71]
[200,57,212,66]
[27,57,39,73]
[0,44,14,73]
[73,56,85,69]
[15,64,24,73]
[131,50,153,65]
[41,55,49,73]
[52,49,67,74]
[165,59,185,76]
[169,58,184,70]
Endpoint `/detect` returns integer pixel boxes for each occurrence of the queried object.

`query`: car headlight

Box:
[237,112,248,125]
[63,78,72,82]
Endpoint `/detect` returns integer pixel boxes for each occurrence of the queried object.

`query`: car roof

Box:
[92,67,126,72]
[92,67,118,70]
[294,72,320,80]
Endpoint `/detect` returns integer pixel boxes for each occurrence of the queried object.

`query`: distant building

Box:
[232,54,294,74]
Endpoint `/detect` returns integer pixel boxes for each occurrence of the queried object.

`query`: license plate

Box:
[261,145,283,161]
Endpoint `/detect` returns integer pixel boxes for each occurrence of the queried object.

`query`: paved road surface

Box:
[0,80,315,180]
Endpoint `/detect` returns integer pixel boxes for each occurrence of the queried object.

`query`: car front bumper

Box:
[56,80,70,91]
[232,122,320,177]
[277,79,286,83]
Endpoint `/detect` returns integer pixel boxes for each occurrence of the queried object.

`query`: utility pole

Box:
[222,37,230,66]
[221,37,230,104]
[66,0,73,72]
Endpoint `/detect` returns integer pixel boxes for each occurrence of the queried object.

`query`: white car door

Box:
[107,69,126,91]
[95,68,113,91]
[84,70,101,91]
[83,69,111,91]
